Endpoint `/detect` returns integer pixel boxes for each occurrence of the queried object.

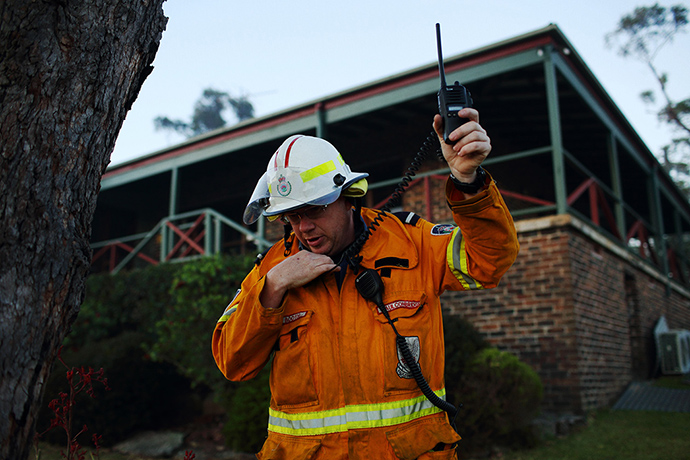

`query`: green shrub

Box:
[221,366,272,453]
[453,348,544,457]
[443,313,490,408]
[39,255,262,449]
[65,263,178,348]
[146,254,254,392]
[143,254,270,452]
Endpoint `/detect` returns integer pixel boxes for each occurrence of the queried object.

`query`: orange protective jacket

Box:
[212,178,519,460]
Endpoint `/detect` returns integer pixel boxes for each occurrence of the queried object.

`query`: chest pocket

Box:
[271,310,318,410]
[373,291,439,396]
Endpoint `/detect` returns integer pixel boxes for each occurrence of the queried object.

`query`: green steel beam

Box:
[607,133,626,238]
[316,102,328,139]
[658,177,690,228]
[214,216,222,254]
[551,50,690,230]
[649,166,669,278]
[204,212,212,255]
[550,52,649,171]
[169,167,179,216]
[543,46,568,214]
[257,214,266,251]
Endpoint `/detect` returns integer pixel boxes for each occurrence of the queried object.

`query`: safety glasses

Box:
[280,205,329,225]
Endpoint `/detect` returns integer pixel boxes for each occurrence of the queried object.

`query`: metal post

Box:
[164,168,180,259]
[608,133,626,240]
[543,46,568,215]
[160,217,168,262]
[257,217,266,252]
[672,210,686,281]
[214,215,222,255]
[169,167,179,216]
[204,212,212,255]
[649,166,669,281]
[316,102,328,139]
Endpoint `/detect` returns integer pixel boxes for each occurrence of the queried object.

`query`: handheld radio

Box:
[436,23,473,144]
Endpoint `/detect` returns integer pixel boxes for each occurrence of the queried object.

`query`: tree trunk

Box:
[0,2,167,458]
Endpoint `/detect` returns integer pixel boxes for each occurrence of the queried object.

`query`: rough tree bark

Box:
[0,1,167,458]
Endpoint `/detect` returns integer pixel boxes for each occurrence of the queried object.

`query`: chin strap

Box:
[282,223,295,257]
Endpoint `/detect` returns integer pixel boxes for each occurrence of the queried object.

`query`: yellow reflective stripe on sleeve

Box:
[217,305,237,323]
[446,227,483,290]
[300,160,336,183]
[268,389,447,436]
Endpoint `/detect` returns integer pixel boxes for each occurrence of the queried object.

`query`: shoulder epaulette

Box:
[254,247,272,266]
[392,211,421,226]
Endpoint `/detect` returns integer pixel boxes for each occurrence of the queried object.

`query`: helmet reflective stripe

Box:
[244,134,368,221]
[268,389,446,436]
[300,160,337,183]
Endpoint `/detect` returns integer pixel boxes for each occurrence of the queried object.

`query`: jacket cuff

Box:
[256,275,286,322]
[445,171,496,213]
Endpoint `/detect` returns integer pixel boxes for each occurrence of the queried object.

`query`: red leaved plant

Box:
[34,347,110,460]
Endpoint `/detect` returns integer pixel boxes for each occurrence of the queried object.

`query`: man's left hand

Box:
[433,108,491,183]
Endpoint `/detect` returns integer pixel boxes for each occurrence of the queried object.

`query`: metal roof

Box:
[102,24,661,193]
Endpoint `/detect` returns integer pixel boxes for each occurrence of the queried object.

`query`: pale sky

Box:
[110,0,690,166]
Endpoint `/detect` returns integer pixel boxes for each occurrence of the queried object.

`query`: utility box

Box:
[658,330,690,375]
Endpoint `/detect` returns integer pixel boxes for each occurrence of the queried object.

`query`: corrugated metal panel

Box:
[613,382,690,412]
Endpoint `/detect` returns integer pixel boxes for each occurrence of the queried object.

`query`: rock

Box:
[531,412,587,439]
[531,413,557,438]
[114,431,185,457]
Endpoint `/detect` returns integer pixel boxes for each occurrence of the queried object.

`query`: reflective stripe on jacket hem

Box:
[268,389,447,436]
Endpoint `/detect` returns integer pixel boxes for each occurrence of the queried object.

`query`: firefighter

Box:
[212,109,519,459]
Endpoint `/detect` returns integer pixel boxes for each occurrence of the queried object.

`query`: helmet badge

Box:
[277,174,292,196]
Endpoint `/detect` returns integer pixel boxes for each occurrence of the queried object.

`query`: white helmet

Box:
[243,135,368,225]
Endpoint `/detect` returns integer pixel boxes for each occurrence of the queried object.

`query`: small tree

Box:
[605,3,690,192]
[154,87,254,138]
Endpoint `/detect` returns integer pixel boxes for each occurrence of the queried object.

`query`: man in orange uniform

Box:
[212,109,519,459]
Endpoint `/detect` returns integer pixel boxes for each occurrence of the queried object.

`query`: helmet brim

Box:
[243,172,270,225]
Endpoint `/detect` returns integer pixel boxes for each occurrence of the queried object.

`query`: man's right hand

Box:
[260,251,339,309]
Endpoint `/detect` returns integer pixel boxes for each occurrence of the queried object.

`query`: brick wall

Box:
[442,218,582,413]
[624,259,690,378]
[442,213,690,414]
[400,174,452,223]
[568,228,631,411]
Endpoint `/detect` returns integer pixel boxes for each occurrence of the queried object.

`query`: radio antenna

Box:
[436,23,447,89]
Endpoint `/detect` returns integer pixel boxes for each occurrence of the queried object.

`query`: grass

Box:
[653,374,690,390]
[35,408,690,460]
[501,410,690,460]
